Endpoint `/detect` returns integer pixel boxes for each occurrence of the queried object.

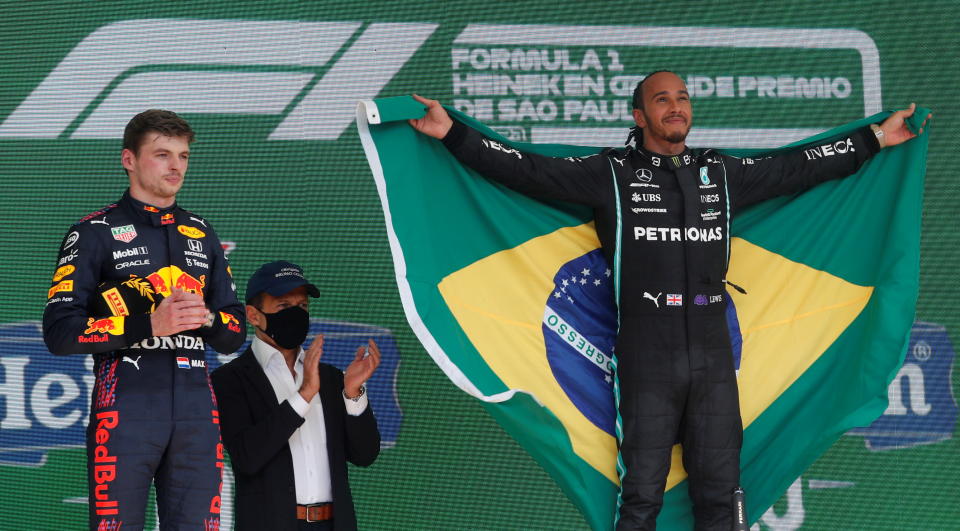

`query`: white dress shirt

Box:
[252,336,369,504]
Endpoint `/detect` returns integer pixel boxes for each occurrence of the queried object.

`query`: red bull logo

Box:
[160,213,175,225]
[175,272,206,296]
[208,440,224,526]
[143,205,159,213]
[145,266,205,298]
[93,410,120,516]
[84,317,125,336]
[84,318,115,334]
[78,334,109,343]
[219,311,241,333]
[145,271,169,294]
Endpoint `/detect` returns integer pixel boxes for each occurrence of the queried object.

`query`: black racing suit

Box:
[441,120,880,530]
[43,190,246,530]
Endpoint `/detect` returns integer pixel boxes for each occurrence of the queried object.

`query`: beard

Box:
[639,110,691,145]
[664,129,688,143]
[660,113,691,143]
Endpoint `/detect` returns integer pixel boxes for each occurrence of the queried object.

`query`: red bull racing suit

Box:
[440,120,880,530]
[43,190,246,530]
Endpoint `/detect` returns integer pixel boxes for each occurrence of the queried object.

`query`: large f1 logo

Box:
[0,19,437,140]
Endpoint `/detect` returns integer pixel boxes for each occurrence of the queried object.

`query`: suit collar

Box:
[235,347,282,407]
[251,335,304,374]
[634,144,697,169]
[119,189,179,227]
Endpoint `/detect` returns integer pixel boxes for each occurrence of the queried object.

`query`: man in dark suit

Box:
[211,261,381,530]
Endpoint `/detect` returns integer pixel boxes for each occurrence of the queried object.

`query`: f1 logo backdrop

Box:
[0,19,437,140]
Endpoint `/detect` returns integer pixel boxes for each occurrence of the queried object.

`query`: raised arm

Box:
[409,94,609,207]
[874,102,931,148]
[726,103,931,211]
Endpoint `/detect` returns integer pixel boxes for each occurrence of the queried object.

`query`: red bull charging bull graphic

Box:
[219,312,241,333]
[143,265,206,298]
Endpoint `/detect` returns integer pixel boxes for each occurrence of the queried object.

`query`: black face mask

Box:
[258,306,309,350]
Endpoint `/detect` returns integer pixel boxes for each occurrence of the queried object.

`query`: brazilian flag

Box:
[357,96,928,529]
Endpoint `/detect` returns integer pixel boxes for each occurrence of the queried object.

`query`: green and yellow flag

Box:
[357,96,928,529]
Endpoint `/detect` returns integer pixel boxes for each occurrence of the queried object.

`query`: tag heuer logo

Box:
[111,224,137,243]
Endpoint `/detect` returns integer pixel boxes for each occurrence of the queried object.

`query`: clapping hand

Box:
[344,339,381,398]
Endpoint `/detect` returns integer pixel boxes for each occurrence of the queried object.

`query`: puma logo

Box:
[612,156,626,167]
[190,216,207,227]
[122,355,141,370]
[90,217,108,225]
[643,291,662,308]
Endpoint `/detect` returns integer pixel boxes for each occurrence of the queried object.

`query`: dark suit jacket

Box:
[211,347,380,531]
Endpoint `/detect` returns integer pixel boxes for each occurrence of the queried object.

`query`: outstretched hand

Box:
[408,94,454,139]
[879,103,932,148]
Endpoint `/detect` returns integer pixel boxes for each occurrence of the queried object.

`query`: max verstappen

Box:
[43,109,246,530]
[409,73,928,530]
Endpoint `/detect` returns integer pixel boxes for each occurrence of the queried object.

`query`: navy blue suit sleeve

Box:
[43,222,152,354]
[323,366,380,467]
[197,222,246,353]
